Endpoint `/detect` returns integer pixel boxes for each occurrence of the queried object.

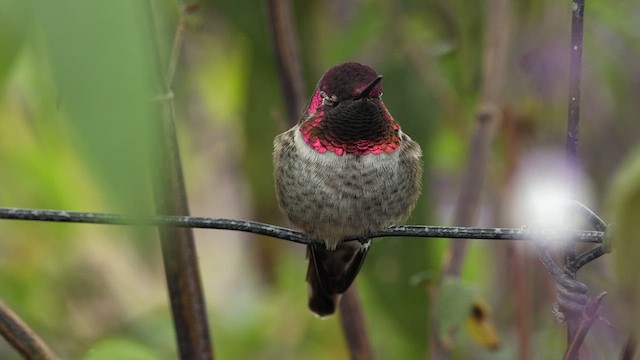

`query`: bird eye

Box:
[321,91,338,107]
[322,98,336,107]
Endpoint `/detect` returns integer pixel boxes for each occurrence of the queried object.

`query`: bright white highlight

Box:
[509,151,593,244]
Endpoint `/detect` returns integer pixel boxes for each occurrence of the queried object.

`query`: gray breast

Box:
[274,127,422,249]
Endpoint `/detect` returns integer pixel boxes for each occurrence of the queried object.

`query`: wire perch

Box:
[0,205,605,246]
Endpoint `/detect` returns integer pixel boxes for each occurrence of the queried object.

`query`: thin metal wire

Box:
[0,207,604,245]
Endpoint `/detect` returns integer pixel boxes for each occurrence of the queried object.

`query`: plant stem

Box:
[146,1,213,358]
[338,286,375,360]
[565,0,586,356]
[266,0,305,126]
[265,1,374,358]
[0,298,59,360]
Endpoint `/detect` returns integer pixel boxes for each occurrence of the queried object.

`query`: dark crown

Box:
[320,62,382,100]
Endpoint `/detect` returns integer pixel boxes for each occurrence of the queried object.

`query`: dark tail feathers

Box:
[306,242,370,317]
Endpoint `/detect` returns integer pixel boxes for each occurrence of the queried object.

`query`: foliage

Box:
[0,0,639,358]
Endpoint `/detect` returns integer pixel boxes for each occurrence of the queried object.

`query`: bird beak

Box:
[353,75,383,100]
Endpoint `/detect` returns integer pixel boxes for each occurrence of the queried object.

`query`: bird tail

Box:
[306,241,370,317]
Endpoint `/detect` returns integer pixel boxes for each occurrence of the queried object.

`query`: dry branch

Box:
[0,299,58,360]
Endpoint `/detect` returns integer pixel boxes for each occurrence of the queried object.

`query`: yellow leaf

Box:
[466,300,501,351]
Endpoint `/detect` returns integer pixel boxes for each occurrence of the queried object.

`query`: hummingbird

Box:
[273,62,422,317]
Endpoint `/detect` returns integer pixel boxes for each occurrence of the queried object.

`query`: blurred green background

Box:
[1,0,640,358]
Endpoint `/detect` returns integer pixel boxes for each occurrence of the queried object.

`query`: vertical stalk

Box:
[146,2,213,359]
[443,0,510,277]
[266,0,374,358]
[266,0,305,126]
[339,286,374,360]
[432,0,510,357]
[564,0,585,356]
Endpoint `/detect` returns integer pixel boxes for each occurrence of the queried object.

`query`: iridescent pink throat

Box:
[299,91,402,156]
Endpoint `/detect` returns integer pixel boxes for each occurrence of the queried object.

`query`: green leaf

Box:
[36,0,157,214]
[606,145,640,323]
[435,276,475,338]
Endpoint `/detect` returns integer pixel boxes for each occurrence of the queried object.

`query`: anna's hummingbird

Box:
[273,62,422,317]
